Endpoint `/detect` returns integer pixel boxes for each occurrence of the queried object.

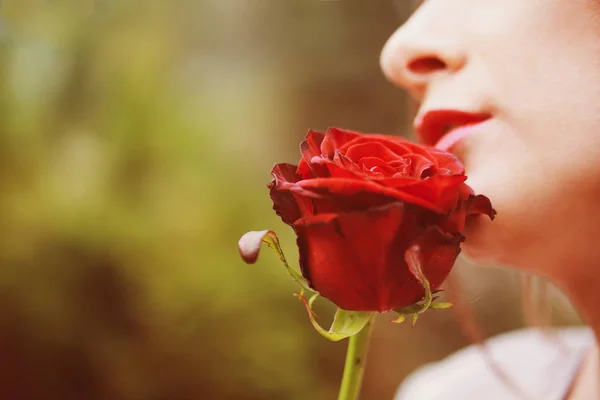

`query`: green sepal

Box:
[330,309,374,337]
[394,304,422,315]
[295,293,374,342]
[391,314,405,324]
[393,298,453,324]
[404,245,434,325]
[429,302,453,309]
[392,244,449,326]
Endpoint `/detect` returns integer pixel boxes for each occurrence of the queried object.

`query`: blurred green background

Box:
[0,1,581,399]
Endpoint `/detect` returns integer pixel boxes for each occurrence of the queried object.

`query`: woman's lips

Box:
[414,109,491,151]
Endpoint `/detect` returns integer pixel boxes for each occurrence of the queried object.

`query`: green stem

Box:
[337,316,376,400]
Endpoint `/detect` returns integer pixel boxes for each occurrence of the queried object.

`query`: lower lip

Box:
[434,119,491,151]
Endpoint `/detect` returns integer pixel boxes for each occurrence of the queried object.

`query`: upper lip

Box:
[414,109,491,147]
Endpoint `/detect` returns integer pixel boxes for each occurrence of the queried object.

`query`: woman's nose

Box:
[380,15,467,97]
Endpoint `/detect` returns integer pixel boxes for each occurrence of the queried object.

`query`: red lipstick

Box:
[414,109,491,150]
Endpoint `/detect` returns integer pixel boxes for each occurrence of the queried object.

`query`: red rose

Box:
[266,127,495,313]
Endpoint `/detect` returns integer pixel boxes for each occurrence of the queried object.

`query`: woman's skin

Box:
[380,0,600,398]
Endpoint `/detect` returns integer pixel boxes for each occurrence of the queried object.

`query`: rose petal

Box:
[392,175,468,212]
[238,230,313,290]
[305,156,356,180]
[466,194,497,220]
[338,134,415,158]
[401,154,436,177]
[345,142,405,163]
[294,202,419,312]
[238,230,274,264]
[425,147,465,175]
[269,163,314,224]
[293,202,462,312]
[297,158,312,179]
[334,151,365,176]
[389,159,412,176]
[370,176,421,187]
[310,196,357,214]
[321,127,362,158]
[295,178,445,213]
[358,157,399,176]
[409,227,462,292]
[301,130,325,160]
[299,130,327,178]
[270,163,301,186]
[338,134,465,176]
[269,187,307,225]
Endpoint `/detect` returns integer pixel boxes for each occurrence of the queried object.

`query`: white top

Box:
[394,327,594,400]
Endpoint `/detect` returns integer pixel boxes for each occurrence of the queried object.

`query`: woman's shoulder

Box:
[394,326,594,400]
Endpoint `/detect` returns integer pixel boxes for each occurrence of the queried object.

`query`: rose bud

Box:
[239,128,495,337]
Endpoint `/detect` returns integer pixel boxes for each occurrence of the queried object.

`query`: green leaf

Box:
[294,293,374,342]
[238,230,313,291]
